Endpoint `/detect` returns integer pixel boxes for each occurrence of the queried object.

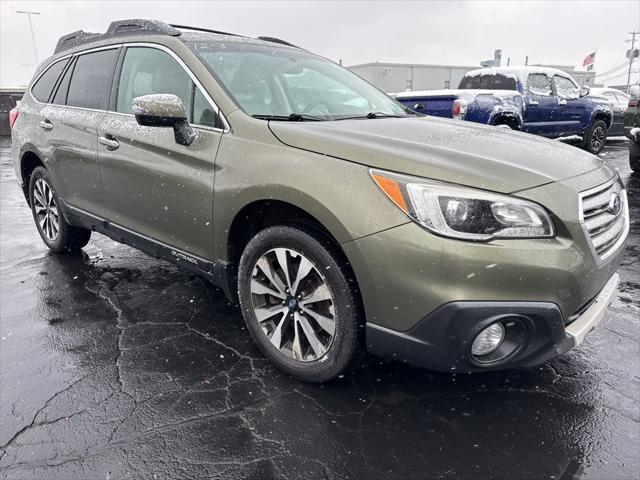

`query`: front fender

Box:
[212,133,409,263]
[213,135,409,260]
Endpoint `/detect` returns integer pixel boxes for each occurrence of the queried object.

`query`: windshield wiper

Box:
[252,113,324,122]
[335,112,406,121]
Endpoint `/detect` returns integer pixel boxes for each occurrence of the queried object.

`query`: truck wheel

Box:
[237,225,360,383]
[29,166,91,253]
[631,152,640,174]
[582,120,607,155]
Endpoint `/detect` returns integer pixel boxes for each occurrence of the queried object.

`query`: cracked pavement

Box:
[0,137,638,479]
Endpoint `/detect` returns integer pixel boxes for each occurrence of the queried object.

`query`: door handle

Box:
[558,99,567,106]
[39,120,53,131]
[528,100,539,106]
[99,135,119,150]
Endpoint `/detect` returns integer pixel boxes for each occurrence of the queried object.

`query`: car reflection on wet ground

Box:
[0,137,638,479]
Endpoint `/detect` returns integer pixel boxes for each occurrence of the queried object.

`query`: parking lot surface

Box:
[0,137,638,480]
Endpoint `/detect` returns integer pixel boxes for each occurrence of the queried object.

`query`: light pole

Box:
[16,10,41,65]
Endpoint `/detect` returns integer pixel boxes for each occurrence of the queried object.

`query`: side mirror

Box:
[579,86,590,98]
[631,127,640,143]
[132,94,195,146]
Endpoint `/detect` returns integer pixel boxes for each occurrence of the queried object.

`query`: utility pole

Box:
[16,10,41,65]
[627,31,639,93]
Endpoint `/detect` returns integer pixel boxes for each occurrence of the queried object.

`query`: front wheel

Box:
[582,120,608,155]
[29,166,91,253]
[237,225,360,383]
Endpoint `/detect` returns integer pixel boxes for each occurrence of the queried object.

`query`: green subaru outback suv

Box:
[10,20,629,382]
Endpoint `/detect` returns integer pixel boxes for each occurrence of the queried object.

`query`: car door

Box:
[606,92,625,136]
[551,75,585,136]
[97,45,226,261]
[42,47,120,218]
[521,73,558,136]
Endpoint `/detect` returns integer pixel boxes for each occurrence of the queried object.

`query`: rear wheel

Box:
[631,153,640,174]
[237,225,360,382]
[630,140,640,174]
[582,120,607,155]
[29,166,91,253]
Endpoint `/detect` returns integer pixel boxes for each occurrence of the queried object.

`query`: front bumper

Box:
[366,273,619,372]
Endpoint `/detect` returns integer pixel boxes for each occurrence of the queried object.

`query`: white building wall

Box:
[349,63,597,92]
[349,63,480,93]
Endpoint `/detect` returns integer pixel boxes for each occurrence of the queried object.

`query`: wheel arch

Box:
[588,105,613,130]
[222,192,362,306]
[490,111,523,130]
[18,144,46,205]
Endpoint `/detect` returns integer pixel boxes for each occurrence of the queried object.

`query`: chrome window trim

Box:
[578,178,630,263]
[106,110,224,134]
[29,41,230,134]
[121,42,230,133]
[29,55,73,104]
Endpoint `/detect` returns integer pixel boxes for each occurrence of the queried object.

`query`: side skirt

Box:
[59,200,236,302]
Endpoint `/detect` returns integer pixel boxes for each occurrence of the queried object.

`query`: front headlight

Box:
[371,169,554,241]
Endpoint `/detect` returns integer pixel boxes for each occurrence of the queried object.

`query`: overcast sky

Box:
[1,0,639,87]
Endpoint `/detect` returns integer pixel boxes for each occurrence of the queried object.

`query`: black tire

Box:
[29,166,91,253]
[630,151,640,175]
[581,120,608,155]
[238,225,360,383]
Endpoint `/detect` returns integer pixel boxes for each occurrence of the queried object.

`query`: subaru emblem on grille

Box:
[607,192,621,216]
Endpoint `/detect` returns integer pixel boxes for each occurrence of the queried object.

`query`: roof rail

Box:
[256,36,300,49]
[54,19,181,55]
[170,24,243,38]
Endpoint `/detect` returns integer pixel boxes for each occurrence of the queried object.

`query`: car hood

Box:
[268,115,613,193]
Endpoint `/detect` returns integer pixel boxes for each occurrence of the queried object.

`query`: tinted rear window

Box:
[31,59,68,102]
[458,73,517,91]
[51,58,74,105]
[67,49,119,110]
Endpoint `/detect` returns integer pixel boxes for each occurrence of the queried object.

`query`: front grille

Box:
[579,179,629,260]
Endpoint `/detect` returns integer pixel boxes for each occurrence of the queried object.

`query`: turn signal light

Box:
[371,172,409,213]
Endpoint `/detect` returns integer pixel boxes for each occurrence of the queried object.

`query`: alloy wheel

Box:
[591,126,605,151]
[250,247,336,362]
[33,178,60,241]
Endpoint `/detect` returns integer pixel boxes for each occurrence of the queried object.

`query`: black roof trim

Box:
[170,24,243,38]
[256,36,300,49]
[53,19,301,56]
[54,19,181,55]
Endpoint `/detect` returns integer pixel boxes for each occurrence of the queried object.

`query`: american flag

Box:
[582,52,596,67]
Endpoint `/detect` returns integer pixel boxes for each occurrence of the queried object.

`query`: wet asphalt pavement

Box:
[0,137,638,480]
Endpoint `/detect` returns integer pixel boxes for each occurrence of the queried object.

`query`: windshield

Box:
[187,40,408,120]
[458,73,518,91]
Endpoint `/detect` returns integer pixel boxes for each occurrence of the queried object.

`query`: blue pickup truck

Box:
[395,66,613,154]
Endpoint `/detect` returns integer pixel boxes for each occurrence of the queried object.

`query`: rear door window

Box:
[31,59,69,102]
[51,58,75,105]
[67,48,119,110]
[527,74,552,96]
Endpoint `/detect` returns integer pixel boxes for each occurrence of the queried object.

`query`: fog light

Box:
[471,323,505,356]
